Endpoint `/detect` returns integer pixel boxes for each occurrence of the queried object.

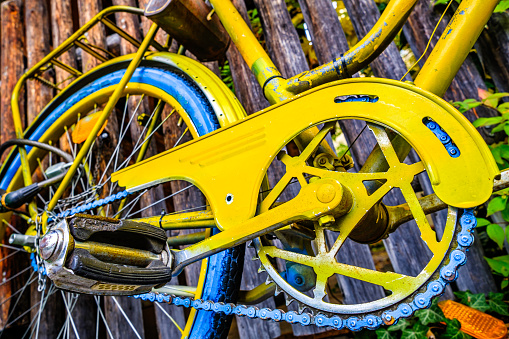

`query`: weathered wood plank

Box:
[342,0,412,81]
[226,2,281,338]
[477,13,509,94]
[1,0,24,147]
[342,0,458,301]
[403,0,499,140]
[403,0,497,294]
[50,0,79,88]
[51,0,79,156]
[25,1,64,336]
[226,0,269,115]
[25,0,53,123]
[77,0,107,71]
[71,2,108,337]
[0,0,27,329]
[299,0,386,305]
[252,0,326,335]
[104,296,146,338]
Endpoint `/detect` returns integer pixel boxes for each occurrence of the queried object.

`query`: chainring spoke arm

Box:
[260,245,415,292]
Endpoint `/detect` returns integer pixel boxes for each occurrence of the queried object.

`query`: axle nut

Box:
[316,184,336,203]
[39,230,60,261]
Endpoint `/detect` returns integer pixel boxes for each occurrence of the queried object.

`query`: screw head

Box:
[316,184,336,203]
[39,230,60,261]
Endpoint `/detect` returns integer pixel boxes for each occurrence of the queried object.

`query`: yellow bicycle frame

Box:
[6,0,501,227]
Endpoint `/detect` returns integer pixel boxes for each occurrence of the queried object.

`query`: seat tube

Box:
[415,0,499,96]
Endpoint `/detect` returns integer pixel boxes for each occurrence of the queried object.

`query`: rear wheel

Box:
[0,59,244,338]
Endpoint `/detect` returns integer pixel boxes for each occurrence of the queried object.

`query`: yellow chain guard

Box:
[112,78,499,230]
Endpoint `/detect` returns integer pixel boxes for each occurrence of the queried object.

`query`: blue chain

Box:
[133,209,477,332]
[47,190,131,222]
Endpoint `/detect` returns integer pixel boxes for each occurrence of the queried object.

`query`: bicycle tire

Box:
[0,56,244,339]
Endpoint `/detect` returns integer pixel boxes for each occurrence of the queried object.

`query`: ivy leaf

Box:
[475,218,491,227]
[388,318,412,332]
[454,291,469,303]
[442,319,472,339]
[487,223,506,249]
[502,279,509,289]
[453,291,490,312]
[487,196,508,216]
[488,292,509,316]
[401,323,428,339]
[467,293,491,312]
[376,328,396,339]
[414,299,446,325]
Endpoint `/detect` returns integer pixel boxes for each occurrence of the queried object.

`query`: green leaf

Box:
[499,102,509,114]
[502,279,509,289]
[467,293,490,312]
[488,292,509,316]
[442,319,471,339]
[504,124,509,137]
[484,257,509,277]
[487,223,506,249]
[502,206,509,222]
[454,291,490,311]
[486,92,509,100]
[376,328,396,339]
[475,218,491,227]
[494,255,509,263]
[414,299,446,325]
[492,145,504,164]
[454,291,469,303]
[401,323,428,339]
[492,122,508,133]
[495,0,509,12]
[487,196,508,216]
[388,318,412,332]
[473,116,504,127]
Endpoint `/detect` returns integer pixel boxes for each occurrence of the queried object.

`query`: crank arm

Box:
[171,178,350,276]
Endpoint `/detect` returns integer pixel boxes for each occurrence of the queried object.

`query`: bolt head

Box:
[318,215,335,227]
[39,230,60,261]
[316,184,336,203]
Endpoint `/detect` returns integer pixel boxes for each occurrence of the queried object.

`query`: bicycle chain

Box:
[35,186,476,331]
[128,209,476,331]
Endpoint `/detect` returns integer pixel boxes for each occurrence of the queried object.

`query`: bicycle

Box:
[0,0,506,337]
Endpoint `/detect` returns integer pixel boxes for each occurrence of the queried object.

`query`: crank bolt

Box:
[316,184,336,203]
[39,230,60,261]
[318,215,335,227]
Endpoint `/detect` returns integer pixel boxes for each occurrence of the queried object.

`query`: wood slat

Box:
[0,0,28,330]
[251,0,326,335]
[299,0,386,305]
[342,0,457,301]
[403,0,498,294]
[477,13,509,94]
[225,2,281,338]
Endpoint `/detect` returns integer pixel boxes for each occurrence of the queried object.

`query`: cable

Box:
[400,0,455,81]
